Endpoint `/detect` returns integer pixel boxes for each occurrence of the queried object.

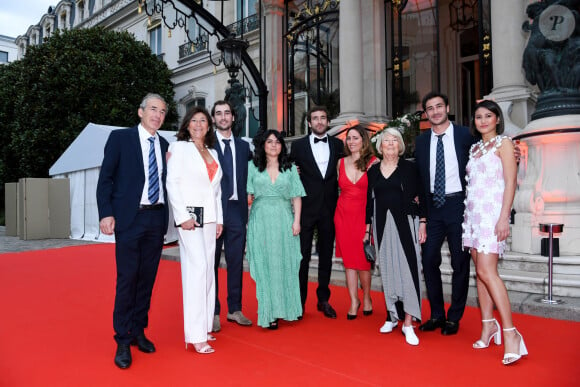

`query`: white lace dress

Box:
[462,135,508,256]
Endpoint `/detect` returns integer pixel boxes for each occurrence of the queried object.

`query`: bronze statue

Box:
[225,79,247,137]
[522,0,580,119]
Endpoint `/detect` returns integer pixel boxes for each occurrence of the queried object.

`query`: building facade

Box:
[12,1,580,294]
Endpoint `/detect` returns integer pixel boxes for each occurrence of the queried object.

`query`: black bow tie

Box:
[314,137,328,143]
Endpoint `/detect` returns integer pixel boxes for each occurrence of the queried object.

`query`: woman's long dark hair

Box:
[252,129,292,172]
[344,126,374,171]
[470,99,505,139]
[175,106,216,148]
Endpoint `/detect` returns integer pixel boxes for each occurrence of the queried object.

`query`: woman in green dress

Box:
[246,130,306,329]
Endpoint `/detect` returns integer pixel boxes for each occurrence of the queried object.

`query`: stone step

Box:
[440,251,580,275]
[162,245,580,321]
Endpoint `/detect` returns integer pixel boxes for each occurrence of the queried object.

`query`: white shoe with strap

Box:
[473,318,501,349]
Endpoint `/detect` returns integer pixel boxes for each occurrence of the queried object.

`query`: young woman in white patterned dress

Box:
[462,99,527,365]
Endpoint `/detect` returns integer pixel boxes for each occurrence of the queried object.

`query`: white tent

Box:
[49,123,179,243]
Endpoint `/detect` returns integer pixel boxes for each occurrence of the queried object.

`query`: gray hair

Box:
[139,93,166,110]
[376,127,405,156]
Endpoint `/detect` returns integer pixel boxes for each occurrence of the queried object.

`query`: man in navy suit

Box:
[414,92,475,336]
[290,105,345,319]
[97,93,169,369]
[212,100,252,331]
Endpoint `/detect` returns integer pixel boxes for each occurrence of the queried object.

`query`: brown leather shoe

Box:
[212,315,221,332]
[226,311,252,326]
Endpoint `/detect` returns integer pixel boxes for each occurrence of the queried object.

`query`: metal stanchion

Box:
[537,223,564,305]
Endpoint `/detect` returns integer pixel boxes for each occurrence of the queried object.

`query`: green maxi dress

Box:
[246,161,306,327]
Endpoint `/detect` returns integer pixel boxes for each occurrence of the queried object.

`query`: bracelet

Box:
[419,220,427,224]
[365,231,370,234]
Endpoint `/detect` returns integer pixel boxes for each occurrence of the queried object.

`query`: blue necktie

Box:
[222,139,234,198]
[433,133,445,208]
[148,137,159,204]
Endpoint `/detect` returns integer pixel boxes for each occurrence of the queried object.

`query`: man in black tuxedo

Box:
[290,106,345,319]
[414,92,475,335]
[97,93,169,368]
[211,100,253,331]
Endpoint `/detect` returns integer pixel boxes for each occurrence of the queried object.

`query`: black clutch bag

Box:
[363,240,376,264]
[186,206,204,227]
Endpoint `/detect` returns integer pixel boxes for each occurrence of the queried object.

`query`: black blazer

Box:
[414,124,476,205]
[96,126,169,232]
[365,158,426,223]
[213,136,251,224]
[290,135,345,219]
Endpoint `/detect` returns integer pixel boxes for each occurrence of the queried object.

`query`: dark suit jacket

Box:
[96,126,169,232]
[414,123,476,214]
[290,135,345,221]
[214,136,251,224]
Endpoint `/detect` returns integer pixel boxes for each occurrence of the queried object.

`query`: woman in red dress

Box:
[334,126,377,319]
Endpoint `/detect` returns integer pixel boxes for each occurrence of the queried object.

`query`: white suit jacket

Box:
[166,140,223,226]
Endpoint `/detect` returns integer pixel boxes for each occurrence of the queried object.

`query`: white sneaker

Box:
[402,325,419,346]
[379,320,398,333]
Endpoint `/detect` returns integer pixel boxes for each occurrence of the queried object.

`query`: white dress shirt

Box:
[429,122,463,194]
[138,124,164,205]
[309,134,330,178]
[215,131,238,200]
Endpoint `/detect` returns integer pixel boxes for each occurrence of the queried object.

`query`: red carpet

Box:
[0,244,577,386]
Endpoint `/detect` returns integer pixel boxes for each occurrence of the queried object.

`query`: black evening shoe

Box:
[317,302,337,319]
[419,318,446,332]
[114,344,132,369]
[363,309,373,316]
[131,334,156,353]
[441,321,460,335]
[347,313,357,320]
[267,319,279,330]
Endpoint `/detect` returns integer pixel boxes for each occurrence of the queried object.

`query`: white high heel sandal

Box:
[473,318,501,349]
[502,327,528,365]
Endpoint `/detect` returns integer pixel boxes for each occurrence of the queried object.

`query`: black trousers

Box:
[299,208,335,306]
[113,208,164,345]
[214,199,247,315]
[421,195,470,322]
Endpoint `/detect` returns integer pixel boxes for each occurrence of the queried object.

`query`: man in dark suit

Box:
[414,92,475,336]
[97,93,169,369]
[290,105,345,319]
[212,100,252,331]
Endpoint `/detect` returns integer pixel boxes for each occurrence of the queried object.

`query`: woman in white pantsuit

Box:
[167,106,223,354]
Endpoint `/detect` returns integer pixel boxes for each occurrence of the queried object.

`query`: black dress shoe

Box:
[267,319,279,330]
[363,309,373,316]
[346,313,357,320]
[419,318,446,332]
[441,321,460,335]
[131,334,156,353]
[114,344,132,369]
[317,302,337,319]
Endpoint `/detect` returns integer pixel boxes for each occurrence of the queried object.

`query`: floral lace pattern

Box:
[462,135,509,255]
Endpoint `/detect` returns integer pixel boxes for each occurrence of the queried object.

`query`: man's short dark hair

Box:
[421,92,449,111]
[306,105,330,123]
[211,100,234,117]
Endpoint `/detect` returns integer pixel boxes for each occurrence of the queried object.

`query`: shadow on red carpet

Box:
[0,244,577,386]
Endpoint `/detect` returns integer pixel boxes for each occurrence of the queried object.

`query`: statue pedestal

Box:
[512,115,580,255]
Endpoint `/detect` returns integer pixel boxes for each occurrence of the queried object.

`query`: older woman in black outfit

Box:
[364,128,426,346]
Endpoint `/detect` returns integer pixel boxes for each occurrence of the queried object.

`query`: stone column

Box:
[361,0,388,123]
[262,0,285,131]
[485,0,536,135]
[334,0,364,124]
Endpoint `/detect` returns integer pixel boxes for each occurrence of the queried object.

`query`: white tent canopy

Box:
[49,123,179,243]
